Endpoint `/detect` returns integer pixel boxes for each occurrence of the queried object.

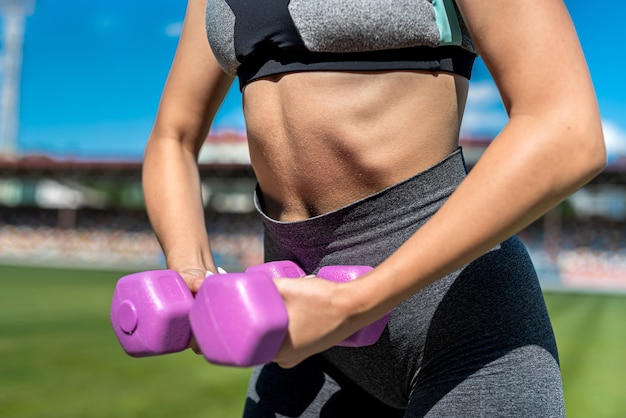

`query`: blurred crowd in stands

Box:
[1,206,625,290]
[520,218,626,290]
[0,207,263,271]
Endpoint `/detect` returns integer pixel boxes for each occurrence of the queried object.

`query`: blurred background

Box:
[0,0,625,417]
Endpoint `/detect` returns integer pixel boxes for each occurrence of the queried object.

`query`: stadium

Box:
[2,1,626,417]
[2,134,626,288]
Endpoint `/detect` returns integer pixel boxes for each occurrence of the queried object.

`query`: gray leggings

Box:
[244,149,565,417]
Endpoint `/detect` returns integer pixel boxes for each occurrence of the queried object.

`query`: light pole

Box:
[0,0,34,159]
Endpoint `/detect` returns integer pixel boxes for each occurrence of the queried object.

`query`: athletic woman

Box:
[143,0,606,415]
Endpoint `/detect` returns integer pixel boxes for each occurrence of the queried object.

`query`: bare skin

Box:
[244,71,467,221]
[143,0,606,368]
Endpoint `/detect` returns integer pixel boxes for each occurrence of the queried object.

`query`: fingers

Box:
[178,268,207,293]
[276,360,300,369]
[274,339,314,369]
[179,266,227,293]
[189,335,202,355]
[273,344,304,369]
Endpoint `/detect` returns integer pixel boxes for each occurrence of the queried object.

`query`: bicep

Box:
[152,0,234,154]
[456,0,597,118]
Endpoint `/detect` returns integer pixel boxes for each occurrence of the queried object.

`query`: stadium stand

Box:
[0,206,263,271]
[1,136,625,289]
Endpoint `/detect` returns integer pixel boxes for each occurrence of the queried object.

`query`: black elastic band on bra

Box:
[237,46,476,90]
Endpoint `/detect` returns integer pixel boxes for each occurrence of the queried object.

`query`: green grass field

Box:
[1,264,625,417]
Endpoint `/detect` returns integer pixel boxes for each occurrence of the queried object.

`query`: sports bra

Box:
[205,0,477,90]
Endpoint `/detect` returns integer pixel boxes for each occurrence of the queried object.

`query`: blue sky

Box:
[10,0,626,162]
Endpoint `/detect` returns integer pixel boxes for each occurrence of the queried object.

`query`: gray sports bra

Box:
[206,0,477,90]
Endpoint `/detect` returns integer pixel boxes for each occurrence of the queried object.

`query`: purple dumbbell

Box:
[190,262,388,367]
[110,269,194,357]
[110,261,307,358]
[189,260,305,367]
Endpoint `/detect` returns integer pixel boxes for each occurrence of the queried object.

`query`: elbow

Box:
[578,122,607,179]
[563,116,607,187]
[589,138,608,179]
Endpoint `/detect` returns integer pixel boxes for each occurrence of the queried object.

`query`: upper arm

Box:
[151,0,234,154]
[455,0,599,121]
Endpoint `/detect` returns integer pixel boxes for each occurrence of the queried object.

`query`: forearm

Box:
[343,0,608,325]
[143,135,216,275]
[140,0,233,279]
[349,113,605,323]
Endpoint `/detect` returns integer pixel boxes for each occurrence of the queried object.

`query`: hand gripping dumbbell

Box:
[316,265,390,348]
[110,261,306,358]
[110,261,390,363]
[190,262,391,367]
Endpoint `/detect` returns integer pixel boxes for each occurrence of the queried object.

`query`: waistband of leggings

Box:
[254,148,467,247]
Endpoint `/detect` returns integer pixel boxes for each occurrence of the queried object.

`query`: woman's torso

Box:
[243,71,468,222]
[206,0,474,222]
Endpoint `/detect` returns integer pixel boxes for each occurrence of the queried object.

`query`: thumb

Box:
[178,268,207,293]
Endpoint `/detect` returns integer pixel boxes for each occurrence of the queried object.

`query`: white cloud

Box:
[603,120,626,159]
[164,21,183,38]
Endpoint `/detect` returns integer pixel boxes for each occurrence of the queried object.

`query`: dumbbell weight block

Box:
[110,270,194,357]
[189,260,306,367]
[316,265,391,347]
